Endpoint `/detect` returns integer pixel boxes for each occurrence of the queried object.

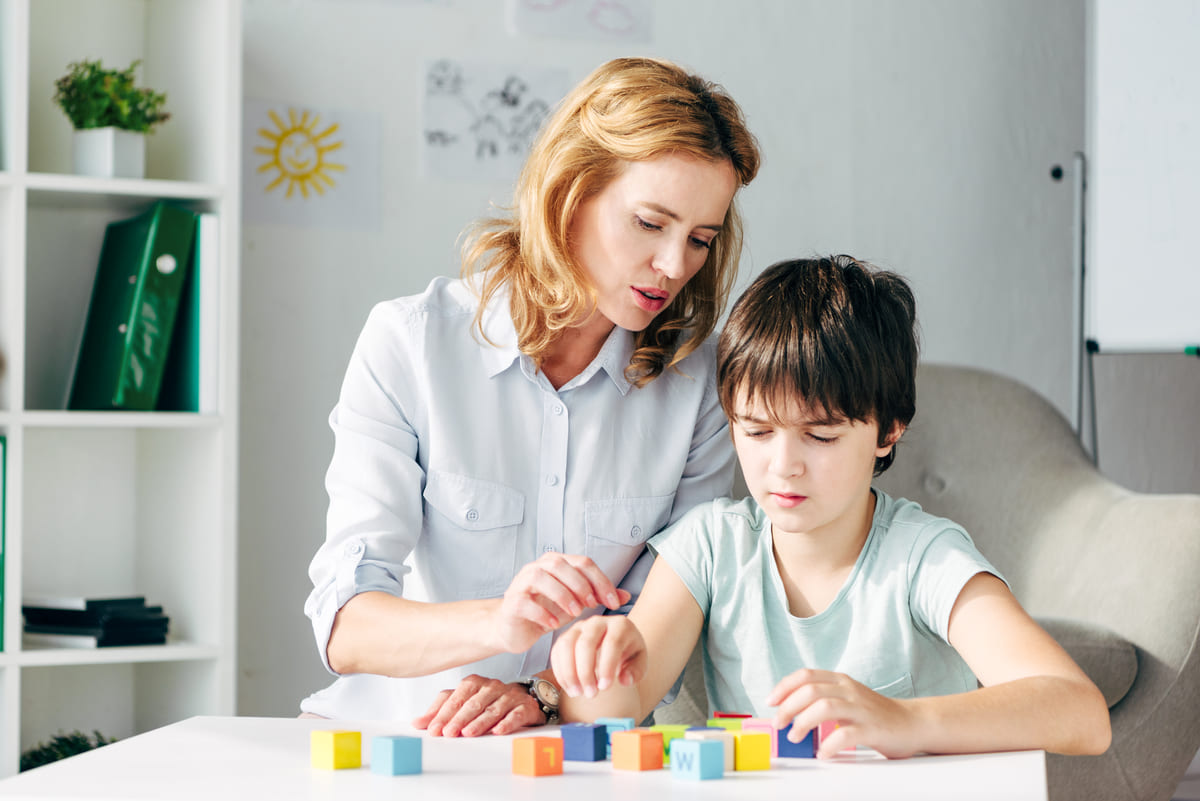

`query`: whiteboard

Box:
[1087,0,1200,352]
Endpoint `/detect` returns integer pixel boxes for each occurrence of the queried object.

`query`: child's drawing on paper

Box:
[242,99,381,229]
[256,108,345,199]
[507,0,653,43]
[423,59,567,182]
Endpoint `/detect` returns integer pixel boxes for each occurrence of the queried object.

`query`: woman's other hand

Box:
[412,676,542,737]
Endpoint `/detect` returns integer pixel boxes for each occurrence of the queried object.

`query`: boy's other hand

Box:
[551,616,647,699]
[493,552,631,654]
[412,676,542,737]
[767,669,919,759]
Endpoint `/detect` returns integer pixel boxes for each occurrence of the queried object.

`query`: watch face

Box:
[534,678,560,706]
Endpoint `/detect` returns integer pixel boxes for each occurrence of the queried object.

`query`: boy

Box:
[547,256,1110,758]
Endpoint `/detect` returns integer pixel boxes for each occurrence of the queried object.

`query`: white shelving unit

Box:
[0,0,240,777]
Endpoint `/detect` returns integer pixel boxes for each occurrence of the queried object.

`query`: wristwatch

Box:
[519,677,561,725]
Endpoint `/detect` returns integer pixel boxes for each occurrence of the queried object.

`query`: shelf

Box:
[6,641,221,668]
[24,173,223,210]
[1,0,240,777]
[15,411,220,429]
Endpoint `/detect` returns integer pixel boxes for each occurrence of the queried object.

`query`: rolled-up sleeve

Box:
[304,303,426,674]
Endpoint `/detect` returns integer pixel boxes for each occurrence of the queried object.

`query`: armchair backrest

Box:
[876,362,1200,801]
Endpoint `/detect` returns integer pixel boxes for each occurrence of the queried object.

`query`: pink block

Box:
[817,719,838,751]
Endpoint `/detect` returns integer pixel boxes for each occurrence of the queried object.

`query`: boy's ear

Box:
[877,422,906,454]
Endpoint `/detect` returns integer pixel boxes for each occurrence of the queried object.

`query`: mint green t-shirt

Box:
[648,489,1002,718]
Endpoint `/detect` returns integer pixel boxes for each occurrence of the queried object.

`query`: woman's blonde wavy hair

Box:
[462,57,760,387]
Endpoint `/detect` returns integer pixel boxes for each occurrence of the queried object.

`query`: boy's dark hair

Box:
[716,255,919,475]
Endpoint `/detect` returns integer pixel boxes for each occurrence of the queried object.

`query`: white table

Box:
[0,716,1047,800]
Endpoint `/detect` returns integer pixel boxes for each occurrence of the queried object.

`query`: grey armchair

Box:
[656,363,1200,801]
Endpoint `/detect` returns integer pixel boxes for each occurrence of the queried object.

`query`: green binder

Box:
[68,201,197,411]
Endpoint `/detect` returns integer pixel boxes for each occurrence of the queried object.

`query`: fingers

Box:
[422,675,507,737]
[411,689,452,730]
[550,617,643,698]
[510,553,626,620]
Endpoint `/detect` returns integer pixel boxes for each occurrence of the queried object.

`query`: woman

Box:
[301,57,761,736]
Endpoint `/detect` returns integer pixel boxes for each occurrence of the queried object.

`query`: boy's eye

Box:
[808,433,837,444]
[742,428,771,439]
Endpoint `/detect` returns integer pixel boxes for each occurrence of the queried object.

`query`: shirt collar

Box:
[476,282,635,395]
[478,285,522,378]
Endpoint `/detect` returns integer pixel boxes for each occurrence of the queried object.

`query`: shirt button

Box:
[553,404,564,415]
[630,525,642,540]
[344,542,364,557]
[465,509,479,522]
[545,474,559,487]
[543,545,556,553]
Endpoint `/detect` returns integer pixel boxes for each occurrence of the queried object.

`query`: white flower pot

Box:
[72,127,146,179]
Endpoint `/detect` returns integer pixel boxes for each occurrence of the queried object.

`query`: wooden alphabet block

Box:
[684,728,734,771]
[818,719,839,750]
[733,731,771,771]
[669,738,724,780]
[777,723,816,758]
[310,730,361,770]
[713,711,752,718]
[561,723,607,762]
[649,724,689,764]
[740,718,779,758]
[512,736,564,776]
[370,735,421,775]
[594,716,635,757]
[611,729,664,771]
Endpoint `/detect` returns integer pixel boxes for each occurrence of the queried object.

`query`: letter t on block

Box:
[512,736,564,777]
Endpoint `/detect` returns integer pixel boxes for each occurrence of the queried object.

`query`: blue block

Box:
[370,735,422,775]
[670,739,724,780]
[561,723,607,761]
[777,723,815,758]
[593,717,635,758]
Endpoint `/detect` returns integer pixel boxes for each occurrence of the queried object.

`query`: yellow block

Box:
[733,731,771,771]
[310,730,362,770]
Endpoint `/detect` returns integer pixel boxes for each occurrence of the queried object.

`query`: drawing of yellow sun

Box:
[255,108,346,198]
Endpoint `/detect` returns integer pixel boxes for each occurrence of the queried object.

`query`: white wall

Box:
[237,0,1089,716]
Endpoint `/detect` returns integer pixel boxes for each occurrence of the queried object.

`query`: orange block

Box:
[612,729,664,771]
[512,736,564,777]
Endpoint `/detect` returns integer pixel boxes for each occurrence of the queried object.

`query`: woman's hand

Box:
[550,615,647,699]
[767,669,920,759]
[493,552,631,655]
[412,676,542,737]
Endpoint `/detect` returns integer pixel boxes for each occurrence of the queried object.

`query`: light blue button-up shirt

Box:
[302,276,734,720]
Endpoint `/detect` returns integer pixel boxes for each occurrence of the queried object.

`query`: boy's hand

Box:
[551,616,647,699]
[493,552,631,654]
[767,669,919,759]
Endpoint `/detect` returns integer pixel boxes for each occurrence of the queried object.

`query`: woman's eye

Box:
[689,236,713,250]
[635,216,662,232]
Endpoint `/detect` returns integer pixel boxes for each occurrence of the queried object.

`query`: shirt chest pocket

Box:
[422,470,525,598]
[584,493,676,582]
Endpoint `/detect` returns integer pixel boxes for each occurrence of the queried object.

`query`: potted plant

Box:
[52,59,170,179]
